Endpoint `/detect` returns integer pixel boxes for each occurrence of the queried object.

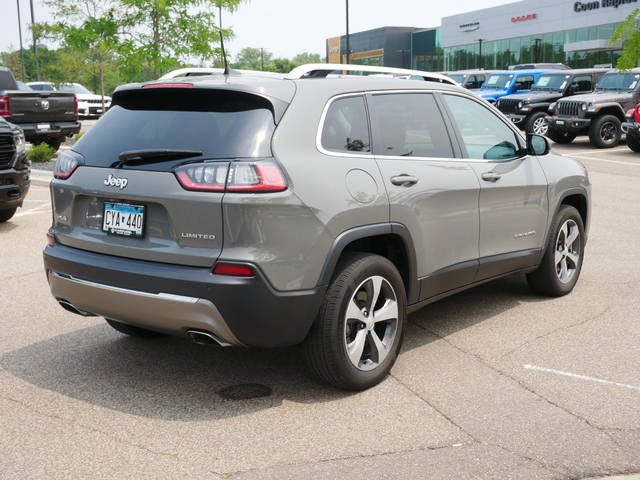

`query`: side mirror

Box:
[568,84,579,94]
[527,133,551,156]
[513,82,521,92]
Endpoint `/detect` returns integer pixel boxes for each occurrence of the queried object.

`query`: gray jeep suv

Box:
[43,64,591,390]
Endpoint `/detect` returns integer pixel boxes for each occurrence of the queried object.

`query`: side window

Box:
[573,75,593,92]
[369,93,453,158]
[442,94,521,161]
[517,75,535,90]
[321,96,370,153]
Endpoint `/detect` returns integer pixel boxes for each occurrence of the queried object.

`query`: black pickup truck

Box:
[495,68,610,135]
[0,67,80,151]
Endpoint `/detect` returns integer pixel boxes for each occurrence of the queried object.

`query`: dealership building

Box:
[326,0,638,71]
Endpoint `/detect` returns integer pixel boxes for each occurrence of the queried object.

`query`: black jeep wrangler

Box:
[496,68,609,135]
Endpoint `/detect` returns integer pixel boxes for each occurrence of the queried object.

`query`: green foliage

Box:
[293,52,325,64]
[231,47,273,70]
[75,132,85,142]
[611,8,640,71]
[28,143,57,163]
[264,58,300,73]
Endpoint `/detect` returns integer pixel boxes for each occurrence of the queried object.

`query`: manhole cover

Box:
[217,383,273,400]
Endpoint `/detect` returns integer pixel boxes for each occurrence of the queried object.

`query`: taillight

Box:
[0,96,10,116]
[74,95,79,115]
[175,163,228,191]
[213,263,255,277]
[635,104,640,123]
[227,163,287,192]
[174,160,287,193]
[54,150,84,179]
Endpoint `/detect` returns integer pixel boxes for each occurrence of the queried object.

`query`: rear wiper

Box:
[112,149,203,168]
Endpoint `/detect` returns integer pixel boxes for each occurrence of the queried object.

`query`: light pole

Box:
[16,0,26,81]
[29,0,40,81]
[476,39,486,70]
[345,0,350,64]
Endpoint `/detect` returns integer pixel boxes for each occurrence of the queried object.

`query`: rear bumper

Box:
[43,240,325,348]
[20,121,81,141]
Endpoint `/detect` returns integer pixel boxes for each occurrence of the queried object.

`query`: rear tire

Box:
[304,253,407,390]
[527,205,585,296]
[588,114,621,148]
[626,134,640,153]
[0,208,17,222]
[546,128,576,144]
[105,319,165,339]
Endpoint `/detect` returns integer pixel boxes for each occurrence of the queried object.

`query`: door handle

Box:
[390,175,419,186]
[481,172,502,182]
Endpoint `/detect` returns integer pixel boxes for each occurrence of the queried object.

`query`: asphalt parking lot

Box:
[1,133,639,479]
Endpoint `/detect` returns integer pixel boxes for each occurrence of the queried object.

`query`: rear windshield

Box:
[73,88,276,170]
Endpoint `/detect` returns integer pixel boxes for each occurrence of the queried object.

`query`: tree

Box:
[231,47,272,70]
[293,52,325,64]
[39,0,123,110]
[264,58,299,73]
[118,0,246,79]
[610,8,640,71]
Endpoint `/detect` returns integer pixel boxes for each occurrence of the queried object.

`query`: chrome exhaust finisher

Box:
[187,329,233,347]
[57,299,98,317]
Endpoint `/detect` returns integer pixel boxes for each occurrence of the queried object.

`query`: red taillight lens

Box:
[142,83,194,89]
[227,163,287,192]
[74,95,79,115]
[174,161,287,193]
[54,150,82,179]
[175,163,228,191]
[213,263,255,277]
[635,104,640,123]
[0,96,10,116]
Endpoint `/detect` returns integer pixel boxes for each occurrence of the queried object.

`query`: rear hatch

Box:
[49,83,291,267]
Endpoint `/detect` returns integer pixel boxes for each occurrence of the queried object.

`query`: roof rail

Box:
[287,63,457,85]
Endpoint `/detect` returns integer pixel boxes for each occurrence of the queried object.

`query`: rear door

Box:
[440,93,549,281]
[369,91,481,302]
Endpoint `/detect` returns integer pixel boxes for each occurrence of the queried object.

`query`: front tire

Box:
[626,134,640,152]
[304,254,407,390]
[525,112,548,136]
[527,205,585,296]
[0,208,17,223]
[588,114,621,148]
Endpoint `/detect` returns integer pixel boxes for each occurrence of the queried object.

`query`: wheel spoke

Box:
[345,297,366,322]
[566,250,580,269]
[367,329,389,365]
[557,257,569,282]
[565,223,579,247]
[364,276,383,314]
[347,329,367,366]
[373,298,398,323]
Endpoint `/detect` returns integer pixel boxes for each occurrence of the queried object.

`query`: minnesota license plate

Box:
[102,202,145,237]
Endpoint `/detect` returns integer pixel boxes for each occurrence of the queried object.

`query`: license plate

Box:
[102,202,145,237]
[556,120,565,125]
[36,123,51,131]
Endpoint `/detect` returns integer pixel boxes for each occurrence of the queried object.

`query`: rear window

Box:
[72,88,276,170]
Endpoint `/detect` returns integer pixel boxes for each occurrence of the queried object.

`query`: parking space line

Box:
[15,203,52,217]
[568,156,640,166]
[523,364,640,391]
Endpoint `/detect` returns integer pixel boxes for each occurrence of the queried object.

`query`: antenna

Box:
[218,5,230,75]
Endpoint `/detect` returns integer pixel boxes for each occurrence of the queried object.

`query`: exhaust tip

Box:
[57,299,97,317]
[187,329,227,347]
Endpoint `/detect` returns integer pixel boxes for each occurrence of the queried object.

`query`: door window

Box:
[369,93,454,159]
[442,94,522,161]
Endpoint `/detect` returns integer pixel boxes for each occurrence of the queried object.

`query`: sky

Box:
[1,0,515,61]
